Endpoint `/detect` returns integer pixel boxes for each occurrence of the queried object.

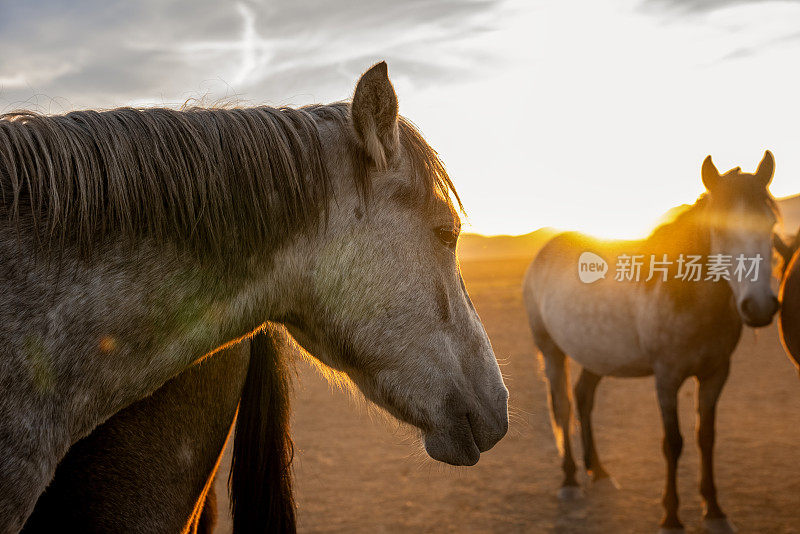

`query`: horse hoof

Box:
[557,485,583,501]
[702,517,736,534]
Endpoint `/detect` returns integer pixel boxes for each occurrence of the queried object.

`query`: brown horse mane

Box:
[643,195,713,258]
[775,227,800,278]
[0,103,459,261]
[641,182,779,302]
[644,185,780,258]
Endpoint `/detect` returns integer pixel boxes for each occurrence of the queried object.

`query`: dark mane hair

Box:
[0,102,459,260]
[396,115,462,212]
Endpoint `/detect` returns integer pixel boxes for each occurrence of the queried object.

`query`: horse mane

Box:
[641,185,779,304]
[0,103,459,261]
[644,185,780,258]
[644,195,712,258]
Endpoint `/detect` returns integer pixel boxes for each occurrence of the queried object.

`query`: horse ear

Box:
[351,61,400,170]
[701,155,720,192]
[755,150,775,187]
[793,228,800,255]
[774,233,793,266]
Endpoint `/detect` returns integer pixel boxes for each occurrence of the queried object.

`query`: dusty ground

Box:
[216,257,800,533]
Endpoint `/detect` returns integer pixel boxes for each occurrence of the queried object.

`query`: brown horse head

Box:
[701,150,780,326]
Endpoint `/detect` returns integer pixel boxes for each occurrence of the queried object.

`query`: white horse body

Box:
[524,234,741,379]
[523,152,779,533]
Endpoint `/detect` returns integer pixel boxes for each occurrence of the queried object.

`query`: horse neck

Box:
[643,201,736,311]
[0,227,300,439]
[645,201,711,258]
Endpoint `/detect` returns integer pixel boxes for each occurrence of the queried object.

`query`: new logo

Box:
[578,252,608,284]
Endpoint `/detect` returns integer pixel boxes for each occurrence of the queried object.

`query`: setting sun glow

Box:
[398,0,800,238]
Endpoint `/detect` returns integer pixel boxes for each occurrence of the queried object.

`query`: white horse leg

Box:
[655,370,686,533]
[573,368,610,483]
[697,364,736,534]
[535,331,579,499]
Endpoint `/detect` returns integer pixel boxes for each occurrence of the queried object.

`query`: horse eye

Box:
[434,226,459,248]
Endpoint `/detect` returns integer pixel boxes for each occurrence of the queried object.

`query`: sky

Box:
[1,0,799,237]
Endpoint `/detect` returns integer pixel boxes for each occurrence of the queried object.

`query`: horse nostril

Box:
[741,296,780,322]
[771,296,781,314]
[741,297,754,318]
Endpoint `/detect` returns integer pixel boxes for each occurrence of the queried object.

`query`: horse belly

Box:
[540,292,652,377]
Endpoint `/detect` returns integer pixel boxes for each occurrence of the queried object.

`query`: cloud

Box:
[640,0,787,15]
[635,0,800,68]
[0,0,503,111]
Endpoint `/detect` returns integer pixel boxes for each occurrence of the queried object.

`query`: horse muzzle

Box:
[740,294,780,327]
[423,387,509,466]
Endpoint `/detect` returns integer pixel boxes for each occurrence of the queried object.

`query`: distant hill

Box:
[457,193,800,263]
[456,228,558,262]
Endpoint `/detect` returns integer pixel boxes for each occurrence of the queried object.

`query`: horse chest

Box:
[635,289,741,375]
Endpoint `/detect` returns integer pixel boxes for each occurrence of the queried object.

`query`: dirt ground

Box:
[216,257,800,533]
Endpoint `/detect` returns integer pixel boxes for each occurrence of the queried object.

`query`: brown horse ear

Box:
[701,155,720,192]
[793,228,800,255]
[351,61,400,170]
[755,150,775,187]
[774,233,793,266]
